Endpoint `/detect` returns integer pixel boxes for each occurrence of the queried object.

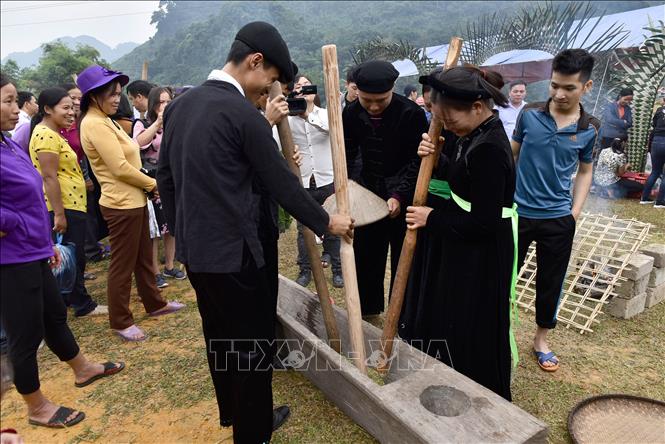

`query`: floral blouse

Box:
[594,149,626,186]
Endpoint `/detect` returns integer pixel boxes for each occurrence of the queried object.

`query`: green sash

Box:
[428,178,452,200]
[428,179,520,369]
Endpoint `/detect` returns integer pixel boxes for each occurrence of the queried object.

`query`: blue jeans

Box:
[641,136,665,204]
[296,182,341,273]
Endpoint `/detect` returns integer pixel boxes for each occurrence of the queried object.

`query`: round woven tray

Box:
[568,394,665,444]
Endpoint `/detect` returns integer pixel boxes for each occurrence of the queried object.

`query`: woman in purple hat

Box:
[1,73,124,429]
[77,65,184,341]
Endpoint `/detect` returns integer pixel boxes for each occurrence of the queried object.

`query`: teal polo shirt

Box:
[513,100,599,219]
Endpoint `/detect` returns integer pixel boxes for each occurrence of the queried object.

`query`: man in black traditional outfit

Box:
[342,60,428,318]
[157,22,353,443]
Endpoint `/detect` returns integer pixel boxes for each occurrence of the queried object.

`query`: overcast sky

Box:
[1,1,160,56]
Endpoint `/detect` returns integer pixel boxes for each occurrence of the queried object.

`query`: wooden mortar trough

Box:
[276,276,548,443]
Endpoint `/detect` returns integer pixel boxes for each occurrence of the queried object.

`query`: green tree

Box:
[0,59,26,89]
[22,41,109,91]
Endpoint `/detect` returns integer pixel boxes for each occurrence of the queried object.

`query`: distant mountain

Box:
[2,35,140,67]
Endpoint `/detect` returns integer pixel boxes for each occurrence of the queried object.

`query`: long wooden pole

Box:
[378,37,464,373]
[269,82,341,354]
[322,45,367,374]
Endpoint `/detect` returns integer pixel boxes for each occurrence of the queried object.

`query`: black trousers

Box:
[84,172,108,260]
[262,237,279,309]
[354,216,406,315]
[0,260,80,394]
[50,209,98,316]
[187,245,275,444]
[517,215,576,329]
[85,188,101,259]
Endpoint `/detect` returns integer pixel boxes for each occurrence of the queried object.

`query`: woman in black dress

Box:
[399,66,517,400]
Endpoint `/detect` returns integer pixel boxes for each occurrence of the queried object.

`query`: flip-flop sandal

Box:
[75,361,125,388]
[28,406,85,428]
[114,325,147,342]
[148,301,185,317]
[534,350,560,372]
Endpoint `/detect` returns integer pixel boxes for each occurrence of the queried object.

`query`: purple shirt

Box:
[10,120,31,153]
[1,135,54,265]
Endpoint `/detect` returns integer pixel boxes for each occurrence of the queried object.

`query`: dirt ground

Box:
[1,195,664,443]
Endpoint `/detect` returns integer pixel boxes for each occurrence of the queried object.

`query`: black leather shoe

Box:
[332,272,344,288]
[295,271,311,287]
[272,405,291,432]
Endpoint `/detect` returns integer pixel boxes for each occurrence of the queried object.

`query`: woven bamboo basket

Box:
[568,394,665,444]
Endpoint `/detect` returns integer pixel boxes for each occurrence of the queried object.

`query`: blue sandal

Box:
[534,350,560,372]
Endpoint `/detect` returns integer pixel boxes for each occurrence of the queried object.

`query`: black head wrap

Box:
[418,73,491,101]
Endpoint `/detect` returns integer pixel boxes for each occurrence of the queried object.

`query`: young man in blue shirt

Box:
[512,49,599,372]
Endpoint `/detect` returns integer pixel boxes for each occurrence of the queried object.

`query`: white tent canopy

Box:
[392,4,665,77]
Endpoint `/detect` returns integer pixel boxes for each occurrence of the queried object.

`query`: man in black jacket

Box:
[342,60,429,318]
[157,22,353,443]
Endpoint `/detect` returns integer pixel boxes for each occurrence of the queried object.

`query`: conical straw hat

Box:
[323,180,389,227]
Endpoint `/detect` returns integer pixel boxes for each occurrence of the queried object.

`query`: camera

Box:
[287,85,318,115]
[298,85,318,96]
[287,97,307,115]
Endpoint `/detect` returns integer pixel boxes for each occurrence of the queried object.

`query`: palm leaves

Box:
[351,1,627,78]
[461,1,627,64]
[609,24,665,170]
[349,38,437,75]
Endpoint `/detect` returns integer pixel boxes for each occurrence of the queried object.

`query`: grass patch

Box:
[158,351,212,408]
[68,425,103,444]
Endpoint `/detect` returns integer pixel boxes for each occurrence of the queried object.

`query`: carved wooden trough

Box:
[276,276,548,443]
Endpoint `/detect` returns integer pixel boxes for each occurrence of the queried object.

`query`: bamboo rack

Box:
[516,212,651,333]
